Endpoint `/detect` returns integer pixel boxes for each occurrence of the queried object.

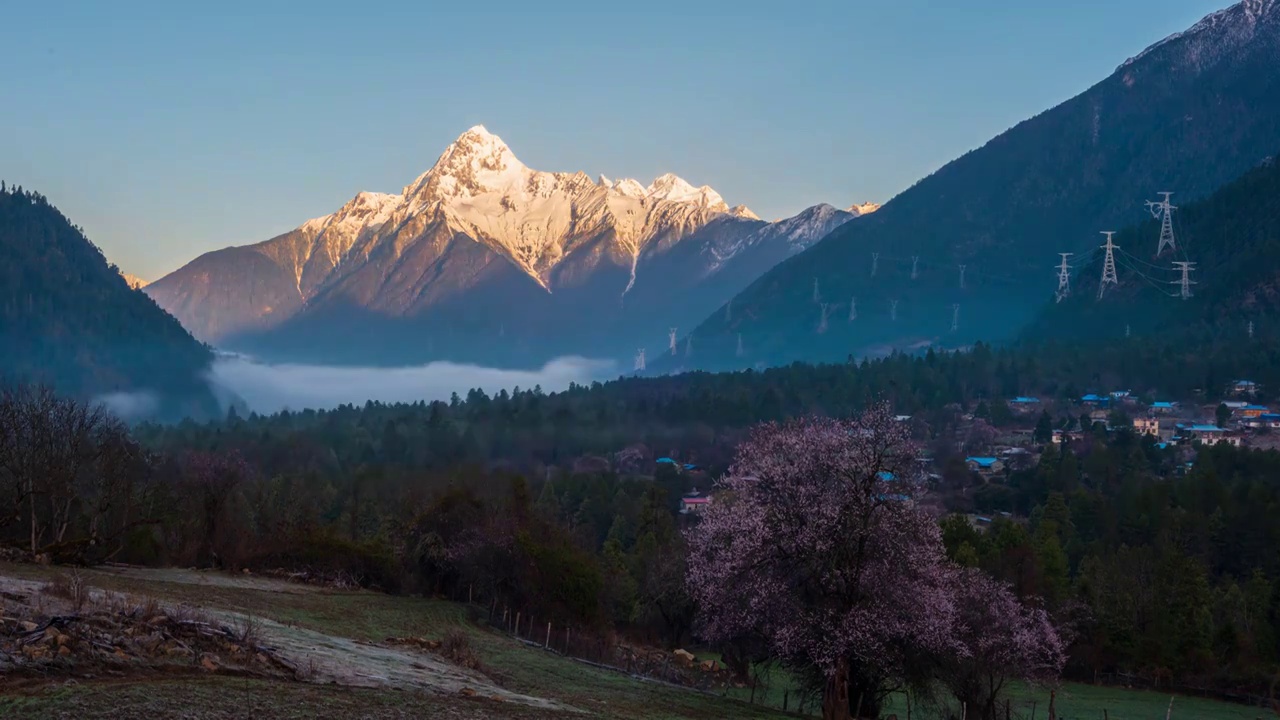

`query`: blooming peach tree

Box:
[685,405,958,720]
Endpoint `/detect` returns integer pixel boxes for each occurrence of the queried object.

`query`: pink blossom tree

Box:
[942,567,1066,720]
[685,405,959,720]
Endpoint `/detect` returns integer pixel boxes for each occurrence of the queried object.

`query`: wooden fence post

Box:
[545,621,551,649]
[1048,690,1056,720]
[514,611,521,638]
[1165,696,1174,720]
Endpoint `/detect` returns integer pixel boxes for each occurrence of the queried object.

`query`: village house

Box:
[1237,404,1270,419]
[1178,424,1240,446]
[1133,417,1160,437]
[1231,380,1260,397]
[1149,401,1178,414]
[965,456,1004,475]
[1051,429,1085,445]
[1110,390,1138,405]
[1007,397,1041,414]
[1080,394,1110,408]
[679,492,712,514]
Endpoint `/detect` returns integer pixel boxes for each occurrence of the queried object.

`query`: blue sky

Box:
[2,0,1227,280]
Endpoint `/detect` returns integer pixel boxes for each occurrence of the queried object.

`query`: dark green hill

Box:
[678,0,1280,372]
[0,185,216,418]
[1025,154,1280,345]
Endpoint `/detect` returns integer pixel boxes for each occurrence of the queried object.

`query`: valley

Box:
[7,2,1280,719]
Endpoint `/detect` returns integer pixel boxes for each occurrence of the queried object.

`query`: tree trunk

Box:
[823,657,853,720]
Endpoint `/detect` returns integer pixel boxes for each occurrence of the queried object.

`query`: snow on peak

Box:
[612,178,648,198]
[291,125,748,293]
[646,173,728,210]
[848,202,881,216]
[404,126,526,202]
[1119,0,1277,70]
[729,204,760,220]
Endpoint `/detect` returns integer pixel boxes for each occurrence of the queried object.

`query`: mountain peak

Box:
[404,125,525,202]
[1119,0,1278,70]
[848,202,881,216]
[646,172,727,209]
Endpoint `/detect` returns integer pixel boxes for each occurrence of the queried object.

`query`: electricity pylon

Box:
[1171,261,1196,300]
[1098,232,1119,300]
[1146,192,1177,255]
[1055,253,1072,303]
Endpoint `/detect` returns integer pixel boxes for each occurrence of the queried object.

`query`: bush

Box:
[245,533,403,592]
[439,629,485,672]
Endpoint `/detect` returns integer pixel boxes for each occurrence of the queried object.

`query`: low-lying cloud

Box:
[206,355,618,415]
[95,390,160,421]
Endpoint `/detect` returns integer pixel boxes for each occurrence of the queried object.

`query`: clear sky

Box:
[2,0,1227,280]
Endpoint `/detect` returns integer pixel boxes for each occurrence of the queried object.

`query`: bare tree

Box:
[0,384,157,561]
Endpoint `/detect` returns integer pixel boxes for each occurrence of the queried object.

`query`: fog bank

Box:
[206,355,617,415]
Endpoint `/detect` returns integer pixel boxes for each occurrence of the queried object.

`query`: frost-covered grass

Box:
[0,563,788,720]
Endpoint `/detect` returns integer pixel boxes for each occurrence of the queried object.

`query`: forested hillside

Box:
[0,185,216,417]
[679,0,1280,371]
[1026,154,1280,345]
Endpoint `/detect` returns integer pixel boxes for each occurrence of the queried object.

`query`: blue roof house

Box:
[965,456,1004,474]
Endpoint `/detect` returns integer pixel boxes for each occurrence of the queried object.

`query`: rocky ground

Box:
[0,568,570,718]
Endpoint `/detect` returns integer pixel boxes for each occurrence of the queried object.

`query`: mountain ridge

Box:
[673,0,1280,372]
[147,127,877,366]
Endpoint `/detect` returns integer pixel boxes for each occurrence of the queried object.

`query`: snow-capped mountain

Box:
[145,126,869,366]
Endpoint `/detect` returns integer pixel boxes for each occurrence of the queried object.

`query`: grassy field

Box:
[0,562,1272,720]
[0,563,788,719]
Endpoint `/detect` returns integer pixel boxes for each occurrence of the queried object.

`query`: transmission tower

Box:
[1248,320,1255,339]
[959,265,967,290]
[889,299,899,322]
[813,277,821,303]
[1146,192,1177,255]
[685,335,692,357]
[848,296,857,322]
[951,304,960,332]
[1171,261,1196,300]
[634,348,646,372]
[818,302,839,334]
[724,299,732,323]
[1125,324,1131,338]
[911,256,920,280]
[668,328,678,356]
[735,333,744,358]
[1055,253,1073,303]
[1098,232,1120,300]
[871,253,880,277]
